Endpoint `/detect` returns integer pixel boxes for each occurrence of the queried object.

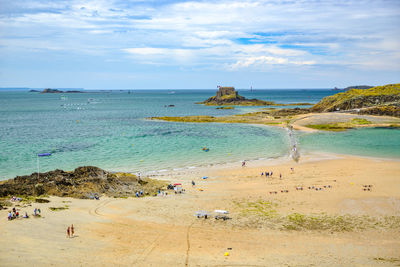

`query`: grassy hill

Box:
[311,84,400,116]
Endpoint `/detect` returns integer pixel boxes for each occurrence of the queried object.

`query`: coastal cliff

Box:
[0,166,167,198]
[311,84,400,117]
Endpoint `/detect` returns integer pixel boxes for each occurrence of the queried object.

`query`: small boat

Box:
[38,153,52,157]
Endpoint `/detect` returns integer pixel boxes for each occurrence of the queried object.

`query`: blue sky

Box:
[0,0,399,89]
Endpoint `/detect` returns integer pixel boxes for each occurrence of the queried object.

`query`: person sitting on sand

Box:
[8,211,12,220]
[24,212,29,218]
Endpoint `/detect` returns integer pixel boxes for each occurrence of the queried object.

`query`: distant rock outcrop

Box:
[0,166,167,198]
[41,88,83,93]
[42,88,63,93]
[198,86,275,106]
[344,85,374,90]
[311,83,400,117]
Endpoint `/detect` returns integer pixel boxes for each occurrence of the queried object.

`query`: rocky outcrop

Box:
[344,85,374,90]
[311,84,400,116]
[198,87,275,106]
[357,104,400,117]
[0,166,167,198]
[41,88,83,93]
[42,88,63,93]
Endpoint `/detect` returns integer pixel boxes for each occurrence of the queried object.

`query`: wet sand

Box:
[1,153,399,266]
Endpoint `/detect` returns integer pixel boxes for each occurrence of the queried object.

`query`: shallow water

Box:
[299,127,400,159]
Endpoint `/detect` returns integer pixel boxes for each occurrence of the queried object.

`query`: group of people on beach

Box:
[7,206,39,221]
[262,170,285,180]
[261,171,273,177]
[66,224,75,238]
[135,191,144,197]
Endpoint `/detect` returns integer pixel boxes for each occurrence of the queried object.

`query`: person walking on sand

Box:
[192,180,195,187]
[67,227,70,238]
[242,161,246,167]
[280,173,282,179]
[71,224,74,237]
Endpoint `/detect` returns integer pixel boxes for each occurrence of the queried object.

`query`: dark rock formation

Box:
[0,166,167,198]
[344,85,374,90]
[41,88,83,93]
[357,104,400,117]
[311,84,400,117]
[198,86,275,106]
[42,88,63,93]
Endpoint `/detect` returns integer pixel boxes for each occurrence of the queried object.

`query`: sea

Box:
[1,89,399,180]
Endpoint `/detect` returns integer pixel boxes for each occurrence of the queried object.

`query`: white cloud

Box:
[230,55,316,70]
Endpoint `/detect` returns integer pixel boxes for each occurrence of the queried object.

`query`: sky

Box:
[0,0,399,89]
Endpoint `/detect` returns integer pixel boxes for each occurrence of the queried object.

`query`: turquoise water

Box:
[1,89,399,179]
[299,127,400,158]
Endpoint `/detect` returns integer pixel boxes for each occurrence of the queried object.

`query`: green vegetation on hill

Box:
[311,84,400,115]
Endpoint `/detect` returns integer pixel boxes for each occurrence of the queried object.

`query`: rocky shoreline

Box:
[0,166,167,199]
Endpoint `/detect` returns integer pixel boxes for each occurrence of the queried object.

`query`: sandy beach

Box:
[1,153,400,266]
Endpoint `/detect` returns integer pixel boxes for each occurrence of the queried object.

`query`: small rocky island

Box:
[198,86,311,106]
[198,86,275,106]
[41,88,83,93]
